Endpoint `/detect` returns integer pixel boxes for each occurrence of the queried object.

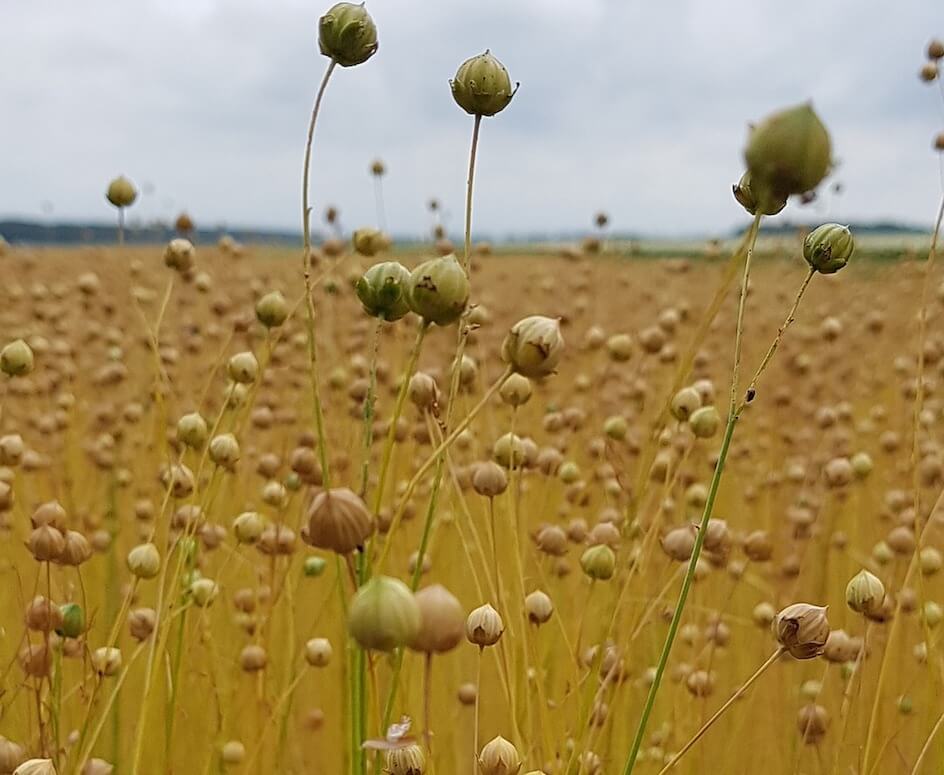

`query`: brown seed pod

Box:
[410,584,465,654]
[305,488,374,555]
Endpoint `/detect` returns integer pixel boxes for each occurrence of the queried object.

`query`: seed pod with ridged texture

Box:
[355,261,411,321]
[580,545,616,580]
[846,569,885,616]
[525,590,553,625]
[478,736,521,775]
[385,744,425,775]
[466,603,504,647]
[501,316,564,378]
[803,223,854,274]
[306,488,374,554]
[348,576,421,651]
[451,51,517,117]
[318,2,378,67]
[773,603,829,659]
[732,170,787,216]
[255,291,289,328]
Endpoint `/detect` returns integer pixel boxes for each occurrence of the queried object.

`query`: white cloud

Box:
[1,0,942,237]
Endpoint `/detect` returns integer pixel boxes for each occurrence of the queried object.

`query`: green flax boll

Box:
[803,223,854,274]
[450,51,517,117]
[318,2,378,67]
[348,575,421,651]
[744,103,831,206]
[105,176,137,208]
[355,261,411,321]
[0,339,34,377]
[407,254,469,326]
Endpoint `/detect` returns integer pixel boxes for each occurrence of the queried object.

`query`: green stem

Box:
[462,115,482,271]
[621,211,762,775]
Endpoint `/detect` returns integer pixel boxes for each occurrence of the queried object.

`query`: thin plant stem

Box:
[658,648,784,773]
[473,646,483,770]
[462,115,482,271]
[301,58,338,488]
[621,211,762,775]
[909,709,944,775]
[358,317,384,498]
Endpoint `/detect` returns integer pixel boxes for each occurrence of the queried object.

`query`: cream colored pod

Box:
[348,575,421,651]
[0,339,34,377]
[127,543,161,580]
[478,736,521,775]
[255,290,289,328]
[466,603,504,647]
[773,602,830,659]
[845,569,885,616]
[407,254,470,325]
[501,316,564,378]
[163,238,195,272]
[14,760,56,775]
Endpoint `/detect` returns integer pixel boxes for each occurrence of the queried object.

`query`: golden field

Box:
[1,240,943,774]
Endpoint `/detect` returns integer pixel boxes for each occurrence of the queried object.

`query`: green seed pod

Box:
[355,261,411,321]
[744,103,832,205]
[348,575,421,651]
[318,2,378,67]
[352,227,387,257]
[407,254,469,325]
[803,223,854,274]
[501,316,565,378]
[255,290,289,328]
[105,176,137,208]
[450,51,518,117]
[731,171,787,216]
[580,544,616,581]
[689,406,721,438]
[58,603,86,639]
[0,339,34,377]
[303,555,327,577]
[670,386,702,422]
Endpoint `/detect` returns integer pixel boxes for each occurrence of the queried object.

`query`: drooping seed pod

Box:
[450,51,518,117]
[385,744,425,775]
[773,603,830,659]
[407,254,470,325]
[304,637,333,667]
[580,544,616,580]
[355,261,412,321]
[732,170,787,216]
[127,543,161,579]
[501,316,564,379]
[105,176,137,208]
[410,584,465,654]
[803,223,854,274]
[305,488,374,554]
[318,2,378,67]
[524,590,554,625]
[348,576,421,651]
[255,291,289,328]
[0,340,34,377]
[744,102,832,205]
[845,569,884,616]
[466,603,504,647]
[477,735,521,775]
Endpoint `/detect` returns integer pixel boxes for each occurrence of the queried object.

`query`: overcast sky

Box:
[2,0,943,238]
